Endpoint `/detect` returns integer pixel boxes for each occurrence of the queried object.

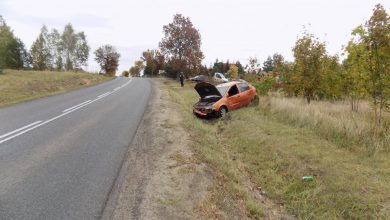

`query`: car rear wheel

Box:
[219,106,227,117]
[250,94,259,106]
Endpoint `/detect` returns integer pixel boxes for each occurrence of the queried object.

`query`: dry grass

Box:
[155,192,180,206]
[169,150,196,168]
[0,69,113,107]
[261,95,390,152]
[160,119,175,129]
[161,77,390,219]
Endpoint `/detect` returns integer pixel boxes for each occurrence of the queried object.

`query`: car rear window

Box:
[239,83,249,92]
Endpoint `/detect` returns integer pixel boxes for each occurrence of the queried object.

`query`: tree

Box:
[61,23,90,71]
[200,64,210,76]
[246,57,261,75]
[73,32,89,70]
[212,59,232,74]
[30,23,89,71]
[159,14,204,77]
[343,26,369,112]
[227,64,238,79]
[10,37,29,69]
[129,60,145,77]
[278,61,296,96]
[363,4,390,127]
[263,53,285,73]
[62,24,76,70]
[292,33,327,103]
[321,55,344,101]
[141,49,164,75]
[30,25,51,70]
[272,53,285,73]
[212,59,224,73]
[47,28,63,70]
[263,56,274,73]
[235,61,245,75]
[94,45,120,76]
[0,16,29,70]
[0,16,7,71]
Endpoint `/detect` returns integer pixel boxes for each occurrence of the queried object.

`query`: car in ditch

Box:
[193,80,257,118]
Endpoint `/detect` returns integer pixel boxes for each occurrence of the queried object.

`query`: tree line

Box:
[30,24,89,71]
[261,4,389,128]
[125,14,299,79]
[129,4,388,127]
[0,16,121,76]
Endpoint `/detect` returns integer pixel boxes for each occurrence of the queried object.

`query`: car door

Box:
[238,83,252,105]
[227,85,241,109]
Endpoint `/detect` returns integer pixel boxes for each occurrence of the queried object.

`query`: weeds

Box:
[258,96,390,152]
[161,78,390,219]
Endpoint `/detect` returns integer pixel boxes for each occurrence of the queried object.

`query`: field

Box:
[0,69,113,107]
[163,78,390,219]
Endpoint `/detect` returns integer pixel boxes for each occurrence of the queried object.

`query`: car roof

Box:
[216,80,247,87]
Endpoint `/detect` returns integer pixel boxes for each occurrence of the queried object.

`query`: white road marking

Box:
[122,79,132,87]
[98,92,111,98]
[0,121,42,140]
[113,87,120,91]
[0,93,108,144]
[62,100,92,113]
[0,78,133,145]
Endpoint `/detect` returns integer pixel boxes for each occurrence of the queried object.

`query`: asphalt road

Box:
[0,77,152,219]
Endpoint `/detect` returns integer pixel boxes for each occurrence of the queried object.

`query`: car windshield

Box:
[216,85,229,96]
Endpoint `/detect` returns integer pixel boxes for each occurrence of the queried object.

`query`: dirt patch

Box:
[108,79,213,220]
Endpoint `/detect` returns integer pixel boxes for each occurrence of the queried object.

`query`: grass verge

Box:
[0,69,113,107]
[258,95,390,152]
[161,78,390,219]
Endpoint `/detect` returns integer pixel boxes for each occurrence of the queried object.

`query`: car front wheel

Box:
[219,106,227,117]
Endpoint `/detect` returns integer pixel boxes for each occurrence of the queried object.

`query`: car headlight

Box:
[204,105,215,110]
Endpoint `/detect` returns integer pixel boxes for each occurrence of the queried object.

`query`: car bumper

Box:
[193,108,219,118]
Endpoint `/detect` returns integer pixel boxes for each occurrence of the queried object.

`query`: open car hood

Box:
[194,82,222,98]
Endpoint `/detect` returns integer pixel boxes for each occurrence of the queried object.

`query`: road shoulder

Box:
[108,79,213,219]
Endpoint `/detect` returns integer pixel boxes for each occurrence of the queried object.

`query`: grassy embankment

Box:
[0,69,113,107]
[162,78,390,219]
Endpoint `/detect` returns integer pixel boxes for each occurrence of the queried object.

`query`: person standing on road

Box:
[179,73,184,87]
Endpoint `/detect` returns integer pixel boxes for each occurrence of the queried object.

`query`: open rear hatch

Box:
[194,82,222,98]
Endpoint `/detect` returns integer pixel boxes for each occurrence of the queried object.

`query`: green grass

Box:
[159,78,390,219]
[0,69,113,107]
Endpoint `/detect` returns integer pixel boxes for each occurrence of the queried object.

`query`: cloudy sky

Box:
[1,0,389,72]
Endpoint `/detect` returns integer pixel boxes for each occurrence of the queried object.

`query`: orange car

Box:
[193,80,257,118]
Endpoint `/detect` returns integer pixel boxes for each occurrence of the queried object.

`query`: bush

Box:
[243,73,258,83]
[252,75,278,96]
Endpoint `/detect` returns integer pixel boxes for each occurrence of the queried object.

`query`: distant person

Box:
[179,73,184,87]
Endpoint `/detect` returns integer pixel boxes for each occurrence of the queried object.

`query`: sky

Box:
[0,0,389,73]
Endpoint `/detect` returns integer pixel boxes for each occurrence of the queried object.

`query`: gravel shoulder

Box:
[106,79,213,220]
